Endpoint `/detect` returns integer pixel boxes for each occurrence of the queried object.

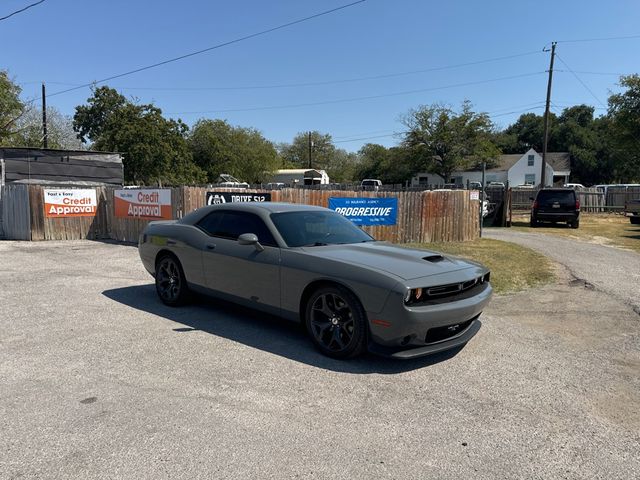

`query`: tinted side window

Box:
[196,211,224,235]
[198,211,277,246]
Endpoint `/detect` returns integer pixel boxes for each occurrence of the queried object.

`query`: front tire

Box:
[305,286,367,359]
[155,254,190,306]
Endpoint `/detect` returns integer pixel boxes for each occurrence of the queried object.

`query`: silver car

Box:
[138,203,492,359]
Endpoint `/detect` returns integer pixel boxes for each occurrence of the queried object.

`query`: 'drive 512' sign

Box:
[44,189,97,218]
[329,197,397,226]
[206,192,271,205]
[114,189,172,220]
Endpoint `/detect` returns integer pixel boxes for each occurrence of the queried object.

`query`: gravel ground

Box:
[484,227,640,314]
[0,240,638,479]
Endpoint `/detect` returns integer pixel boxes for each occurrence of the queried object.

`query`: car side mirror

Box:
[238,233,264,252]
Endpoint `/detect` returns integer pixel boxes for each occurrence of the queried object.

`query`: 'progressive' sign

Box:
[114,189,172,220]
[328,197,397,226]
[44,189,97,218]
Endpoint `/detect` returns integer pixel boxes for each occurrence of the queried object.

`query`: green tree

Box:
[279,131,336,170]
[73,86,127,144]
[608,74,640,181]
[278,131,365,183]
[14,106,83,150]
[497,112,557,153]
[551,105,600,184]
[326,149,360,183]
[188,119,279,183]
[402,101,500,181]
[73,87,205,185]
[355,143,389,180]
[0,70,26,143]
[355,143,416,184]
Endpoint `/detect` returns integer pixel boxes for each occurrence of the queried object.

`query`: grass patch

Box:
[407,238,555,295]
[510,213,640,253]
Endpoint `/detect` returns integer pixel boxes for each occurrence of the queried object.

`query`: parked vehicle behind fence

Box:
[361,179,382,191]
[625,198,640,224]
[530,188,580,228]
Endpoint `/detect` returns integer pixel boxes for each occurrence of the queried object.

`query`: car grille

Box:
[412,273,490,306]
[425,319,474,344]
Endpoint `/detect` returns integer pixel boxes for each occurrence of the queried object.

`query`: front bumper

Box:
[366,281,492,358]
[368,319,481,359]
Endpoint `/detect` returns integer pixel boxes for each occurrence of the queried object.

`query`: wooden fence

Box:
[606,186,640,209]
[510,187,606,212]
[1,185,480,243]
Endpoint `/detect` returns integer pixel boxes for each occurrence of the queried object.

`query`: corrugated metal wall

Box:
[1,184,31,240]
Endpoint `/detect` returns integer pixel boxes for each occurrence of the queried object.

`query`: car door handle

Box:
[205,243,216,250]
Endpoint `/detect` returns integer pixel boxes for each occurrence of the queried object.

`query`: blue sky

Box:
[2,0,639,152]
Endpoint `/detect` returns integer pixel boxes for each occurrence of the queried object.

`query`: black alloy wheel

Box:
[305,286,367,359]
[155,255,189,306]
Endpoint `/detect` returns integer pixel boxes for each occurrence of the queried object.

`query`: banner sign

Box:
[328,197,397,226]
[114,189,172,220]
[206,192,271,205]
[44,189,97,218]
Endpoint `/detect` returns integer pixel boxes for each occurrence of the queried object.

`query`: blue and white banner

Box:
[328,197,397,226]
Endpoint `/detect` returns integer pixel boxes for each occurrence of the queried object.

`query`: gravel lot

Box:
[485,227,640,314]
[1,239,638,479]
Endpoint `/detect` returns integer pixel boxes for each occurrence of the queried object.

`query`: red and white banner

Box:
[114,189,172,220]
[44,189,97,218]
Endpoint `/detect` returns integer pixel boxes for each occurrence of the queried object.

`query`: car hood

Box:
[301,242,479,280]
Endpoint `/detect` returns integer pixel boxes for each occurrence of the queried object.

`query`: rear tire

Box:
[305,286,367,359]
[630,216,640,225]
[155,254,190,306]
[530,218,538,228]
[571,219,580,229]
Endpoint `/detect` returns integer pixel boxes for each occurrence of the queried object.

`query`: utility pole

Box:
[41,82,48,148]
[480,162,486,238]
[308,131,312,169]
[541,41,556,188]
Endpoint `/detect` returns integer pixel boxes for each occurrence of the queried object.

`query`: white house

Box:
[268,169,329,186]
[411,149,570,188]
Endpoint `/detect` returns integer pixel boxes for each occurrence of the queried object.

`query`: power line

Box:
[333,133,399,144]
[24,49,542,93]
[555,54,606,108]
[0,0,45,22]
[333,105,547,144]
[46,0,368,98]
[333,128,397,139]
[557,33,640,44]
[556,70,629,77]
[88,50,544,92]
[552,102,607,110]
[167,71,545,115]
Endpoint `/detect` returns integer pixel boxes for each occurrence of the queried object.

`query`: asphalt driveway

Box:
[485,227,640,314]
[0,240,638,479]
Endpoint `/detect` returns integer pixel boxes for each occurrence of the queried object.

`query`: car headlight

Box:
[404,273,490,305]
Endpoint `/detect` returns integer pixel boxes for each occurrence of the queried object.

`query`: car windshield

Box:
[270,211,375,247]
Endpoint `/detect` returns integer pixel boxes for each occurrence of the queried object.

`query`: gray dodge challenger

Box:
[138,202,492,359]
